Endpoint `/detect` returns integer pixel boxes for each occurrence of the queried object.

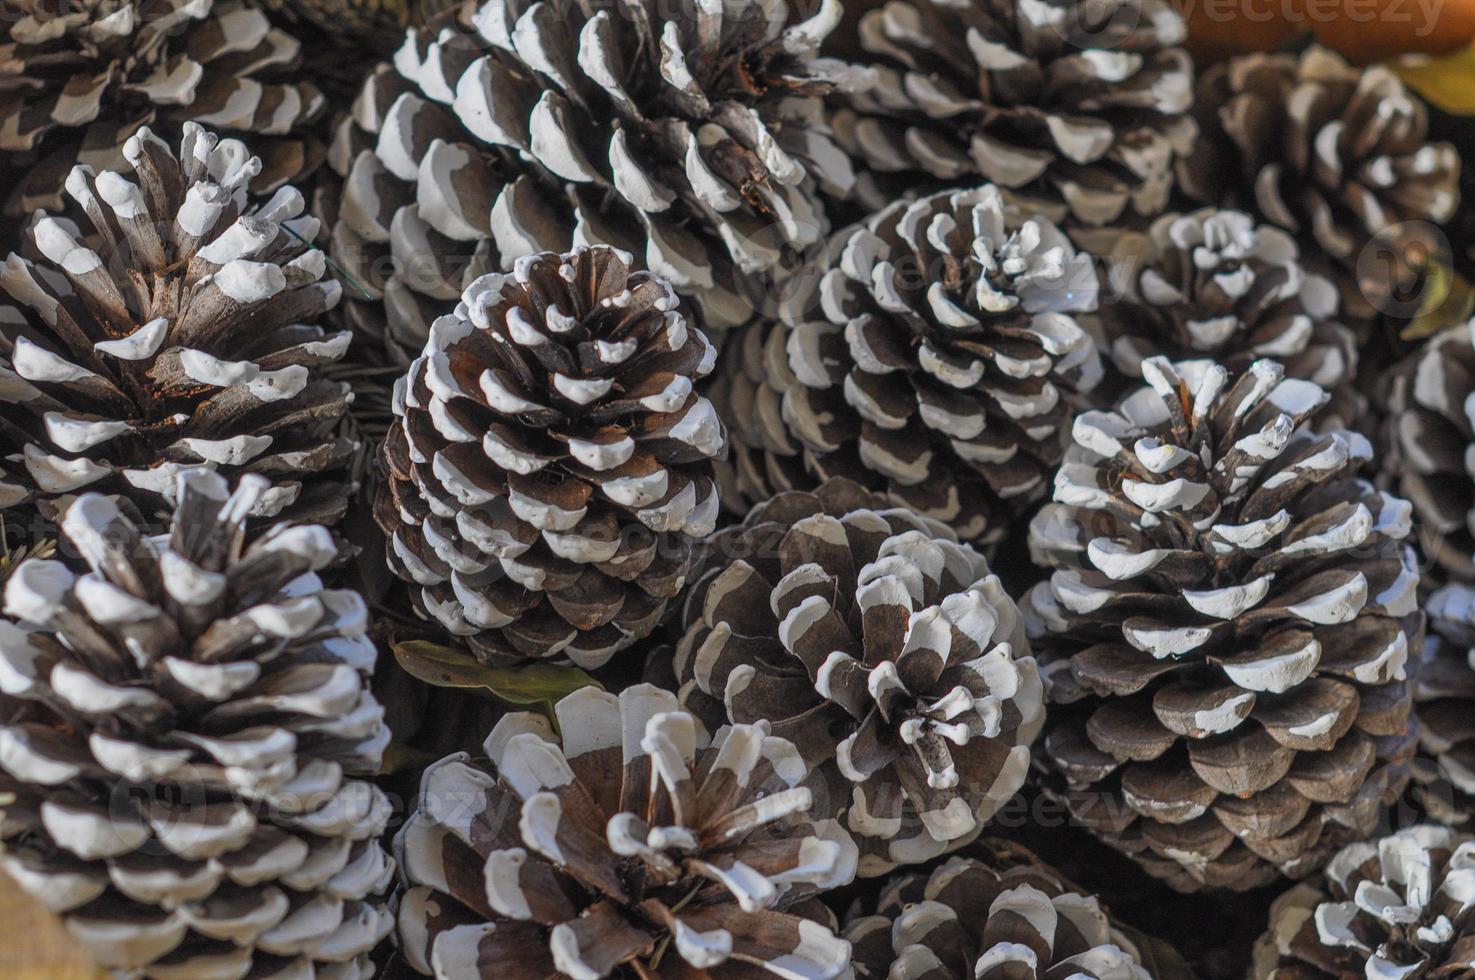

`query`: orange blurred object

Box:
[1176,0,1305,62]
[0,871,103,979]
[1307,0,1475,63]
[1177,0,1475,64]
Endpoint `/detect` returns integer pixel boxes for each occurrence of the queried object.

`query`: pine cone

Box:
[845,850,1157,979]
[374,245,725,669]
[1090,208,1358,400]
[708,319,813,514]
[780,185,1102,545]
[395,682,857,979]
[0,0,326,216]
[0,124,357,527]
[1180,46,1460,318]
[255,0,413,51]
[1412,584,1475,830]
[1380,319,1475,584]
[1026,356,1421,892]
[673,478,1043,876]
[1251,825,1475,979]
[829,0,1196,226]
[0,471,395,977]
[328,0,867,358]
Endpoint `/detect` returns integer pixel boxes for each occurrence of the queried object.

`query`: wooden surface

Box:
[0,870,103,979]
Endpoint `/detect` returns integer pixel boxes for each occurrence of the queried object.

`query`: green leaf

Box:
[391,639,500,689]
[479,662,605,708]
[1394,44,1475,115]
[391,640,603,713]
[378,740,441,776]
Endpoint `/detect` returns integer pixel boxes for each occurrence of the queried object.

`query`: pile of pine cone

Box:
[0,0,1473,977]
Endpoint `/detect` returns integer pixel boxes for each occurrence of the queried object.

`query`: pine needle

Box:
[282,223,374,300]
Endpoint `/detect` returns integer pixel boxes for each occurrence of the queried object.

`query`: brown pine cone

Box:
[375,245,726,669]
[707,319,814,514]
[395,683,857,979]
[830,0,1197,226]
[673,479,1043,876]
[256,0,415,50]
[328,0,869,358]
[1379,319,1475,584]
[1180,46,1460,319]
[0,123,357,527]
[1027,356,1421,891]
[0,0,326,216]
[1412,584,1475,830]
[1252,826,1475,979]
[845,849,1161,979]
[0,471,395,977]
[1090,208,1358,401]
[779,184,1102,545]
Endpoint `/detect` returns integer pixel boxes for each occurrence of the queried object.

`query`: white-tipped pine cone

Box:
[0,470,395,978]
[674,479,1044,876]
[1181,46,1460,316]
[1380,318,1475,584]
[1252,825,1475,979]
[779,185,1102,544]
[830,0,1196,226]
[395,682,857,979]
[0,123,357,526]
[0,0,326,215]
[1091,208,1357,400]
[707,319,813,513]
[375,245,726,669]
[255,0,414,49]
[1027,356,1421,892]
[845,850,1157,980]
[1412,585,1475,830]
[328,0,869,357]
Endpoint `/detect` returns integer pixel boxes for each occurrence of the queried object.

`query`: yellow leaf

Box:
[1401,263,1475,340]
[391,640,603,711]
[1394,43,1475,114]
